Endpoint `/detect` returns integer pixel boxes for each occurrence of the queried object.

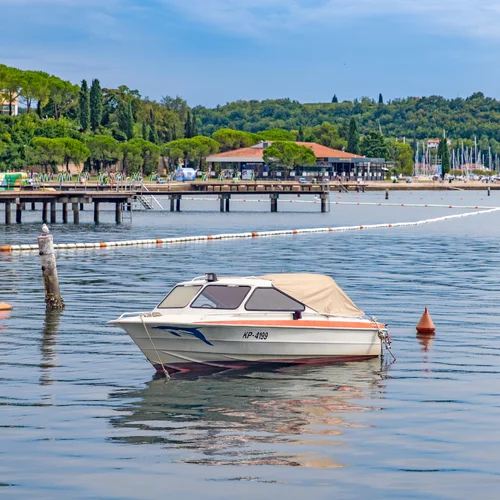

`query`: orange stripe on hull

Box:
[197,320,382,329]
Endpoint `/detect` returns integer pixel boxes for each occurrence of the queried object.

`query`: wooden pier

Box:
[0,182,331,224]
[0,191,133,224]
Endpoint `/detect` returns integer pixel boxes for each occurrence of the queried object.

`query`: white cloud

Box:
[157,0,500,40]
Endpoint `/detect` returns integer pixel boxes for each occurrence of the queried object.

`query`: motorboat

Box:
[109,273,392,375]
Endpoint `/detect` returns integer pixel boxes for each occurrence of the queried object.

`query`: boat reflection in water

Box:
[108,360,388,469]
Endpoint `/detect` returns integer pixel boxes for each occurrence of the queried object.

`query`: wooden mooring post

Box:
[37,226,65,310]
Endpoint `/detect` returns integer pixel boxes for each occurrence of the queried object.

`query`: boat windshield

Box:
[245,287,305,312]
[191,285,250,310]
[157,285,202,309]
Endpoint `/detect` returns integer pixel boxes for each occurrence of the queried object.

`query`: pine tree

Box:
[184,110,192,138]
[297,125,305,142]
[89,79,103,132]
[332,95,338,103]
[378,93,384,104]
[149,122,158,144]
[347,118,360,155]
[79,80,90,132]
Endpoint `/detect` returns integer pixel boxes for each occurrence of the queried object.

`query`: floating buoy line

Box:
[1,207,499,254]
[174,196,499,210]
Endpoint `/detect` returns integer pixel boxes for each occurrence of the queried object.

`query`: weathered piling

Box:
[321,192,328,213]
[37,226,65,310]
[72,202,80,224]
[488,187,491,196]
[270,193,279,212]
[42,202,48,223]
[5,202,11,224]
[94,201,100,223]
[62,203,68,223]
[16,202,22,223]
[50,202,56,224]
[385,189,389,200]
[115,202,122,224]
[225,195,230,212]
[219,196,224,212]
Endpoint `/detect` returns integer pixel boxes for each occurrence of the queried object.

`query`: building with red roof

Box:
[206,141,389,181]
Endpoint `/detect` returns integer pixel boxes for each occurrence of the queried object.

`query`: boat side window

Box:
[245,287,305,312]
[191,285,250,310]
[157,285,202,309]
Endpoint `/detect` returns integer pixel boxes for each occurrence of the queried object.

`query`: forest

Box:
[1,63,499,176]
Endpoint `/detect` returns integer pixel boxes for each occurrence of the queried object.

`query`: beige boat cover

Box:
[259,274,364,317]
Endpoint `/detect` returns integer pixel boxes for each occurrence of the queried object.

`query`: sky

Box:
[1,0,500,107]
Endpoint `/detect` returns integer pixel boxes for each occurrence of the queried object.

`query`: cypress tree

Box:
[118,101,134,140]
[332,95,338,103]
[90,79,103,131]
[378,93,384,104]
[191,112,198,137]
[149,122,159,144]
[438,138,450,177]
[142,121,149,140]
[297,125,305,142]
[79,79,90,132]
[347,118,360,155]
[184,110,192,138]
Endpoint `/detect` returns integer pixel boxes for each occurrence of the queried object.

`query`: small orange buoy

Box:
[0,302,13,311]
[416,307,435,334]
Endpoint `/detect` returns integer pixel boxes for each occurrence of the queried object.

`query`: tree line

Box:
[1,63,479,176]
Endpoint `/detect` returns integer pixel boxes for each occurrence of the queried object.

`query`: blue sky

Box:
[0,0,499,107]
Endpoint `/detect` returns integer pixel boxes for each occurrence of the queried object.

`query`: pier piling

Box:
[16,203,22,224]
[219,196,224,212]
[270,193,279,212]
[37,227,65,310]
[31,202,36,211]
[72,202,80,224]
[94,202,100,224]
[488,187,491,196]
[175,196,181,212]
[321,192,328,213]
[50,202,56,224]
[385,189,389,200]
[170,196,175,212]
[5,202,11,224]
[225,195,230,212]
[62,203,68,224]
[115,202,122,224]
[42,202,48,223]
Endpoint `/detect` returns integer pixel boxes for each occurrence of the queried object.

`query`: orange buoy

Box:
[0,302,13,311]
[416,307,435,334]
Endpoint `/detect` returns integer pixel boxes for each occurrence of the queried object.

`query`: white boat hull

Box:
[116,320,382,373]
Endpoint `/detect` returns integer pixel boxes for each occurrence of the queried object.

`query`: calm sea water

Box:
[1,190,500,499]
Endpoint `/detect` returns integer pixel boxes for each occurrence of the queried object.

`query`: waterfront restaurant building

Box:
[206,141,389,181]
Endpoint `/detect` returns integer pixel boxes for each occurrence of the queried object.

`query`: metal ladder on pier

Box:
[137,195,154,210]
[138,182,164,210]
